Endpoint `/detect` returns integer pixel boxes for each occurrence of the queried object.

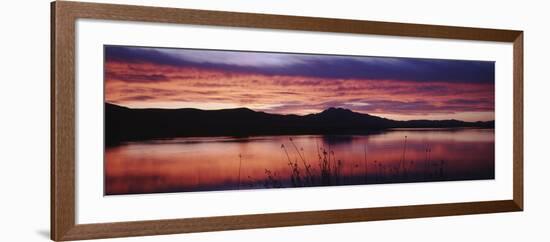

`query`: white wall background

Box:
[0,0,547,241]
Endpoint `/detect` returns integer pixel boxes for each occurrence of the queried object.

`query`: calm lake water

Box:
[105,128,494,195]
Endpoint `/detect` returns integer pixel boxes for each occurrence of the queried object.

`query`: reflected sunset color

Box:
[105,129,494,195]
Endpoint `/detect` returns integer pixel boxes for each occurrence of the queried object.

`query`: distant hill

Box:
[105,103,494,145]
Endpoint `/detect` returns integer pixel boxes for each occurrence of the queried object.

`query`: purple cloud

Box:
[105,45,495,84]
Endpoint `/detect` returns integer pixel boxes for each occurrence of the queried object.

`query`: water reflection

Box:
[105,128,494,195]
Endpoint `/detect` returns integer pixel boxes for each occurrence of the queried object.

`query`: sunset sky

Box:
[104,46,495,121]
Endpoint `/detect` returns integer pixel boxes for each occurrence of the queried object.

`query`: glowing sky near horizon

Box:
[104,46,495,122]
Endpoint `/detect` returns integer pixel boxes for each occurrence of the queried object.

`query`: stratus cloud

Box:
[105,46,495,84]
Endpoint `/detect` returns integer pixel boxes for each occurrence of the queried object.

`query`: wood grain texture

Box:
[513,33,524,210]
[59,200,520,241]
[51,1,524,241]
[51,1,77,240]
[56,1,522,41]
[50,2,56,238]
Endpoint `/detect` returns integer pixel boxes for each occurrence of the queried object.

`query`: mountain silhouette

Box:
[105,102,494,145]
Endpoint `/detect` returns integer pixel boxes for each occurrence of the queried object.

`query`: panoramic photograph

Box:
[104,45,495,195]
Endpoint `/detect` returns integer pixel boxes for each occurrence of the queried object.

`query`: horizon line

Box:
[105,102,495,123]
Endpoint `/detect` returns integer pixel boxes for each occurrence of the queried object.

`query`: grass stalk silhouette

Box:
[289,137,314,186]
[400,136,408,178]
[261,136,449,189]
[364,144,367,183]
[281,144,303,187]
[424,145,431,179]
[238,154,242,189]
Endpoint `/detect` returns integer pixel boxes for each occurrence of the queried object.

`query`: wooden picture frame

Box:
[51,1,523,241]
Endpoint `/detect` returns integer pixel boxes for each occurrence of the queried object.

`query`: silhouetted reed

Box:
[281,144,303,187]
[364,144,368,183]
[289,137,314,186]
[424,145,431,179]
[264,169,283,188]
[261,136,448,189]
[319,147,332,185]
[400,136,408,178]
[237,154,242,189]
